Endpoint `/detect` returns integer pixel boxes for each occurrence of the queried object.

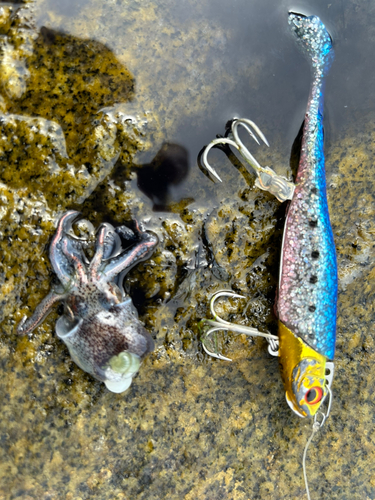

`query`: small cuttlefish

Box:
[200,12,336,498]
[18,211,158,393]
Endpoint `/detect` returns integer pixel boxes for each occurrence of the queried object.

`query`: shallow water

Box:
[1,0,375,499]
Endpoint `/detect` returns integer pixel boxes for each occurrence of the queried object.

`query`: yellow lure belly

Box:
[278,321,327,418]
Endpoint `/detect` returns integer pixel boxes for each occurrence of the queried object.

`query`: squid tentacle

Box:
[62,238,88,284]
[89,225,110,281]
[102,223,122,260]
[49,211,81,287]
[17,291,67,335]
[101,231,158,283]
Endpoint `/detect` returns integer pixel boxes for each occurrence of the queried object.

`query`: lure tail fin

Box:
[288,12,334,73]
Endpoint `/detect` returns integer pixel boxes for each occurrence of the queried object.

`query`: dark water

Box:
[38,0,370,210]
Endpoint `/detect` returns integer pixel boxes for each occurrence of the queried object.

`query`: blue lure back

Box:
[199,13,337,420]
[277,13,337,360]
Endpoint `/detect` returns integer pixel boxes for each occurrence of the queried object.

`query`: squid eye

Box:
[305,386,323,405]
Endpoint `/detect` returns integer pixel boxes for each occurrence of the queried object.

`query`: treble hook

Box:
[200,290,279,361]
[201,118,295,202]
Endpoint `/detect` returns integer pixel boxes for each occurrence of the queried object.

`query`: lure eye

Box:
[305,386,323,405]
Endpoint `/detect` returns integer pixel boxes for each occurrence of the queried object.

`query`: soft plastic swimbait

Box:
[200,11,336,419]
[200,13,336,497]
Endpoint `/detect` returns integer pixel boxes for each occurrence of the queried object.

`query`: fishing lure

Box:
[17,211,158,393]
[200,12,336,498]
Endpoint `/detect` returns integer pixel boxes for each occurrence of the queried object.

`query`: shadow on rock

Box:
[136,143,190,211]
[2,25,135,150]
